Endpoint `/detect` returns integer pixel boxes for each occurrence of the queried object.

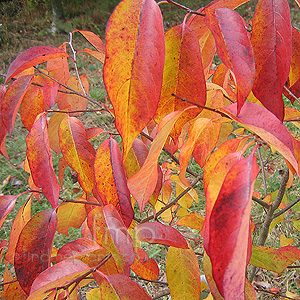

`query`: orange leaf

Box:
[128,110,189,212]
[131,248,159,281]
[103,0,165,159]
[59,116,95,195]
[166,245,201,300]
[251,0,292,121]
[74,30,105,53]
[289,28,300,87]
[5,197,31,264]
[56,238,117,272]
[205,8,255,113]
[15,209,57,295]
[250,245,300,273]
[155,22,206,140]
[94,137,134,228]
[20,85,45,131]
[56,200,87,235]
[176,212,205,232]
[87,205,134,275]
[5,46,70,83]
[135,222,188,249]
[26,113,60,208]
[58,76,89,113]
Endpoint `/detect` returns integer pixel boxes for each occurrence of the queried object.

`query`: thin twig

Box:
[68,31,87,96]
[140,175,202,223]
[0,279,18,287]
[252,196,270,209]
[59,196,103,207]
[256,143,268,198]
[46,109,104,114]
[273,196,300,219]
[254,287,298,300]
[171,93,231,118]
[166,0,205,16]
[249,169,290,282]
[130,275,168,286]
[34,67,104,109]
[153,290,171,300]
[284,85,300,106]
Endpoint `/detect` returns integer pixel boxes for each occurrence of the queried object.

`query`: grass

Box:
[1,0,300,299]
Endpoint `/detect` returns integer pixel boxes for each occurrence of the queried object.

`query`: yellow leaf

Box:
[166,246,201,300]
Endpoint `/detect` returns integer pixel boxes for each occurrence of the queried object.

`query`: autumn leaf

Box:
[155,22,206,140]
[166,246,201,300]
[59,116,95,195]
[251,0,292,121]
[103,0,165,159]
[87,205,134,275]
[205,7,255,113]
[205,148,259,299]
[28,259,90,299]
[1,74,33,134]
[94,137,134,227]
[134,222,188,249]
[5,46,70,83]
[250,245,300,273]
[131,247,159,281]
[15,209,57,295]
[26,113,60,208]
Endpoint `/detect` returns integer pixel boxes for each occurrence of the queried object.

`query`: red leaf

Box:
[59,116,95,195]
[103,0,165,159]
[29,259,89,299]
[135,222,188,249]
[15,209,57,295]
[26,113,60,208]
[5,46,70,83]
[223,102,299,174]
[205,149,259,299]
[94,138,134,227]
[0,195,18,228]
[251,0,292,121]
[205,8,255,113]
[94,271,152,300]
[1,75,33,134]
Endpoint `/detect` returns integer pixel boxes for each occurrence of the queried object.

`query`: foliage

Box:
[1,0,300,299]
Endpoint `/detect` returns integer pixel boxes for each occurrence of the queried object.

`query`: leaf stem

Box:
[284,85,300,106]
[256,142,268,198]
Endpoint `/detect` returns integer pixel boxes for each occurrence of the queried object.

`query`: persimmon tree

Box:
[1,0,300,299]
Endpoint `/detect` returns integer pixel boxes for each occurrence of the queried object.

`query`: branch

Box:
[256,143,268,198]
[140,175,202,223]
[68,31,87,96]
[0,279,18,287]
[273,196,300,219]
[284,85,300,106]
[252,196,270,209]
[165,0,205,16]
[171,93,231,118]
[249,169,290,282]
[153,290,171,300]
[59,196,103,207]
